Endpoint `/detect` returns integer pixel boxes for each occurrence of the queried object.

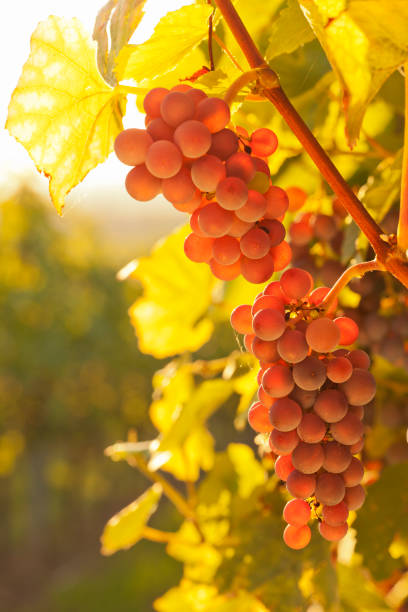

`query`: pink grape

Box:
[280,268,313,300]
[114,128,153,166]
[143,87,169,117]
[195,97,230,132]
[208,128,239,160]
[240,254,275,283]
[252,337,279,362]
[252,308,286,341]
[235,190,267,222]
[314,389,348,423]
[292,442,324,474]
[292,356,326,391]
[258,219,286,247]
[184,233,213,263]
[240,228,271,259]
[162,167,196,204]
[275,454,294,481]
[323,441,352,473]
[216,177,248,210]
[306,318,340,353]
[226,152,256,182]
[347,349,370,369]
[326,356,353,383]
[315,472,345,506]
[145,140,182,178]
[322,501,349,526]
[125,164,161,201]
[342,456,364,487]
[228,215,254,238]
[268,398,302,432]
[286,470,316,498]
[262,364,294,398]
[248,401,272,432]
[198,203,234,237]
[191,155,226,192]
[212,236,241,265]
[339,368,376,405]
[277,329,309,364]
[252,295,285,316]
[173,120,212,158]
[160,91,195,126]
[283,524,311,549]
[269,428,299,454]
[146,117,174,141]
[297,412,326,443]
[283,499,311,526]
[318,521,348,542]
[230,304,252,334]
[343,484,366,510]
[334,316,359,345]
[269,241,292,271]
[330,413,364,445]
[264,186,289,218]
[209,258,241,280]
[250,128,278,157]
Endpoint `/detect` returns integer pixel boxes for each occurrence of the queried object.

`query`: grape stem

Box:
[397,62,408,252]
[212,0,408,289]
[321,260,383,313]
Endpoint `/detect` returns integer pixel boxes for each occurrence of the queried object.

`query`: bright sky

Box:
[0,0,192,217]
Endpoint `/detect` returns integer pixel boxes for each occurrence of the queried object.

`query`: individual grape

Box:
[330,413,364,445]
[347,349,370,370]
[198,203,234,237]
[258,385,274,408]
[326,356,353,383]
[263,280,288,302]
[312,214,337,241]
[283,499,311,526]
[292,442,324,474]
[247,171,270,194]
[343,484,366,510]
[259,219,286,247]
[268,397,302,431]
[350,437,364,454]
[248,401,272,433]
[315,472,345,506]
[309,287,338,310]
[280,268,313,300]
[226,152,256,183]
[334,316,359,345]
[342,456,364,487]
[250,128,278,157]
[230,304,252,334]
[283,524,311,549]
[125,164,161,201]
[184,233,213,263]
[252,295,285,316]
[185,87,207,106]
[318,521,348,542]
[291,386,317,409]
[252,308,286,341]
[235,190,267,222]
[240,228,271,259]
[114,129,153,166]
[145,140,182,178]
[264,186,289,218]
[293,356,326,391]
[275,454,294,481]
[286,186,307,211]
[173,120,212,158]
[306,318,340,353]
[286,470,316,498]
[269,428,299,454]
[162,167,196,204]
[289,220,314,246]
[212,236,240,265]
[195,97,230,132]
[146,117,174,141]
[277,329,309,364]
[216,177,248,210]
[269,241,292,271]
[210,258,241,280]
[191,155,226,192]
[252,337,279,362]
[252,157,270,176]
[339,368,376,405]
[190,208,207,237]
[349,405,364,420]
[241,254,275,283]
[323,442,352,473]
[143,87,169,117]
[160,91,195,126]
[322,501,349,526]
[208,128,239,160]
[173,190,202,213]
[243,333,255,353]
[170,83,192,93]
[262,364,294,398]
[297,412,326,443]
[314,389,348,423]
[228,216,254,238]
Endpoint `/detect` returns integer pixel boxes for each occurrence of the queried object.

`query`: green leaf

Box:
[127,226,215,358]
[115,4,214,82]
[93,0,147,86]
[354,463,408,579]
[337,563,392,611]
[101,483,162,555]
[298,0,408,146]
[266,0,315,60]
[361,150,402,223]
[6,16,126,214]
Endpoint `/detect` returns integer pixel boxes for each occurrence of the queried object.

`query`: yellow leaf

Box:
[116,4,214,83]
[298,0,408,145]
[127,226,215,358]
[227,444,266,498]
[6,16,126,214]
[101,483,162,555]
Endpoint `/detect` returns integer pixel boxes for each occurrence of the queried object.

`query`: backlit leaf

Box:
[298,0,408,145]
[101,483,162,555]
[266,0,315,61]
[127,226,215,358]
[6,16,126,214]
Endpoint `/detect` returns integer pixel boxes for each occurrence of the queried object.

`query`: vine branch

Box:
[321,260,383,312]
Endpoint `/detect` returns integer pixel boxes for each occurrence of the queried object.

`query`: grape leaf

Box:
[93,0,147,86]
[6,16,126,214]
[337,564,392,611]
[100,483,162,555]
[298,0,408,146]
[361,150,402,223]
[115,4,215,83]
[127,226,215,358]
[266,0,315,60]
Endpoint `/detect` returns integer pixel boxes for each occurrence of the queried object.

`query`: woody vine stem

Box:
[212,0,408,290]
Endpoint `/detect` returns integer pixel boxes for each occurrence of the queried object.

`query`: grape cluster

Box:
[231,268,376,549]
[114,84,291,283]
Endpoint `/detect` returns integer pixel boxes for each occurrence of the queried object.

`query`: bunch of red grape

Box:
[231,268,376,549]
[114,85,291,283]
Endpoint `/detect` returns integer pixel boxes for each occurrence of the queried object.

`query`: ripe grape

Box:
[341,456,364,487]
[349,405,364,420]
[259,219,286,247]
[191,155,226,192]
[292,442,324,474]
[262,364,294,397]
[143,87,169,117]
[216,177,248,210]
[248,171,270,194]
[198,203,234,237]
[243,333,255,353]
[250,128,278,157]
[208,128,238,160]
[340,368,376,405]
[235,190,267,222]
[312,214,337,241]
[252,308,286,341]
[162,167,196,204]
[347,349,370,369]
[286,186,307,211]
[275,454,294,481]
[323,441,352,473]
[309,287,337,309]
[258,385,274,408]
[330,412,364,445]
[326,356,353,383]
[334,316,359,345]
[286,470,316,498]
[248,401,271,432]
[318,521,348,542]
[195,97,230,133]
[350,437,364,454]
[240,228,271,259]
[297,412,326,443]
[269,241,292,271]
[173,190,202,213]
[125,164,161,201]
[290,386,317,409]
[160,91,195,126]
[241,254,275,283]
[315,472,345,506]
[322,501,349,526]
[313,389,348,423]
[230,304,252,334]
[343,484,366,510]
[226,152,256,182]
[292,356,326,391]
[283,499,311,525]
[280,268,313,300]
[268,397,302,431]
[252,337,279,362]
[277,329,309,364]
[114,128,153,166]
[185,87,207,106]
[145,140,182,178]
[146,117,174,141]
[264,186,289,218]
[212,236,240,265]
[283,524,311,549]
[209,258,241,280]
[306,318,340,353]
[184,233,213,263]
[252,295,285,316]
[173,120,212,158]
[269,428,299,454]
[263,280,288,302]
